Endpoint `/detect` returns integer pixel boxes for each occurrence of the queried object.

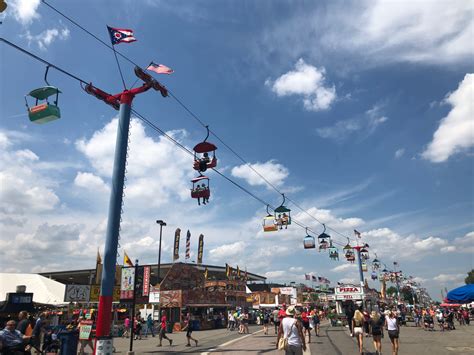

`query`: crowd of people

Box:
[0,311,61,354]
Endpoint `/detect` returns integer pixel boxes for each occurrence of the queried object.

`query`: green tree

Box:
[465,269,474,284]
[386,286,397,297]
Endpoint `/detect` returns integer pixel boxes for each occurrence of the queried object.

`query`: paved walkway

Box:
[106,322,474,354]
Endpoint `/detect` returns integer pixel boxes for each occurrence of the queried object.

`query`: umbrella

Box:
[446,284,474,303]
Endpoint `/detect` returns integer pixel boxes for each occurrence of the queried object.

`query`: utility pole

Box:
[129,260,139,355]
[156,220,166,319]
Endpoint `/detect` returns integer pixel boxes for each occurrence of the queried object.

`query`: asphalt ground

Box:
[96,321,474,354]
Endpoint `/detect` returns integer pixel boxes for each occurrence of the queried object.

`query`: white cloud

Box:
[76,119,193,208]
[10,0,41,24]
[331,264,356,273]
[394,149,405,159]
[289,266,303,272]
[266,59,336,111]
[74,172,109,194]
[316,105,388,141]
[231,160,289,188]
[433,273,465,284]
[209,241,248,261]
[0,133,60,215]
[422,74,474,163]
[265,270,286,279]
[451,231,474,254]
[23,27,70,50]
[258,1,474,68]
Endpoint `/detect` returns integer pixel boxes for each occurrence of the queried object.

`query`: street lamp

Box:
[156,220,167,286]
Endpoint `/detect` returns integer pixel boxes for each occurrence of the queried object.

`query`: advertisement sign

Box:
[65,285,90,302]
[79,320,93,340]
[279,287,294,295]
[89,285,100,302]
[120,267,135,300]
[197,234,204,264]
[335,286,364,300]
[173,228,181,261]
[149,286,160,304]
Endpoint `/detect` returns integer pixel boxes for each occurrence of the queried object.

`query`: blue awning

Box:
[446,284,474,303]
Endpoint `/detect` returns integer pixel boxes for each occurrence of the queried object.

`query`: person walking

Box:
[276,306,306,355]
[157,314,172,347]
[134,315,142,340]
[182,313,198,347]
[122,316,130,338]
[272,307,280,335]
[352,309,365,355]
[144,314,155,337]
[369,311,384,355]
[262,310,270,335]
[300,309,311,343]
[386,309,400,355]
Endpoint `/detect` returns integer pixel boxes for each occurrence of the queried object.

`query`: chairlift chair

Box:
[193,126,217,172]
[25,67,62,124]
[274,194,291,229]
[328,241,339,261]
[263,205,278,232]
[303,228,316,249]
[190,175,210,205]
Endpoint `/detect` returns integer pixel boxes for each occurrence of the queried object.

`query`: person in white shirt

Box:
[276,306,306,355]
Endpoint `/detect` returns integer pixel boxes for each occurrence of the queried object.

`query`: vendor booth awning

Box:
[446,284,474,303]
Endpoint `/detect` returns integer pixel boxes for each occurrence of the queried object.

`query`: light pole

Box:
[156,220,166,319]
[156,220,167,285]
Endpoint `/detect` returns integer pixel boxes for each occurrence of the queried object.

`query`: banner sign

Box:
[65,285,90,302]
[279,287,295,295]
[197,234,204,264]
[120,267,135,300]
[142,266,150,296]
[173,228,181,261]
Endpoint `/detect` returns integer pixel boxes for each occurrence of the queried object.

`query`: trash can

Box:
[58,330,79,355]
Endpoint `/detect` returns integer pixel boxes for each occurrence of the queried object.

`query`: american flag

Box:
[147,62,174,75]
[354,229,361,238]
[107,26,136,45]
[185,230,191,259]
[305,274,310,280]
[312,275,317,281]
[318,276,323,282]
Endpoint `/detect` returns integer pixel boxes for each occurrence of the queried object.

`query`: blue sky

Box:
[1,0,473,301]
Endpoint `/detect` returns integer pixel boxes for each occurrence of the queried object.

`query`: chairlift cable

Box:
[38,1,363,245]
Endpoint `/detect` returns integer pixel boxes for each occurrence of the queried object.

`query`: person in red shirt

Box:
[157,314,172,347]
[301,309,311,343]
[278,304,287,321]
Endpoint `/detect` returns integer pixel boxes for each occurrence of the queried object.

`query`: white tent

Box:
[0,273,66,305]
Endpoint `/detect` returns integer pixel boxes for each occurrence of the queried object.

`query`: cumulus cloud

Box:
[76,118,193,208]
[9,0,41,24]
[23,27,70,50]
[433,273,465,284]
[394,149,405,159]
[74,172,109,194]
[257,1,474,68]
[209,241,248,261]
[0,133,59,215]
[231,160,289,188]
[316,105,388,141]
[266,59,336,111]
[331,264,356,273]
[422,74,474,163]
